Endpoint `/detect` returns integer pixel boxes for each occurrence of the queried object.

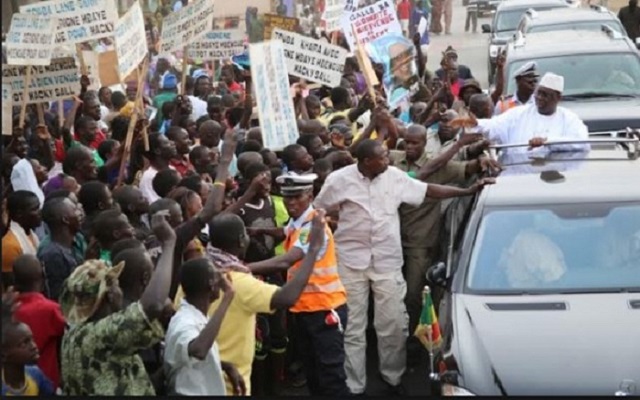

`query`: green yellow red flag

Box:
[414,286,442,350]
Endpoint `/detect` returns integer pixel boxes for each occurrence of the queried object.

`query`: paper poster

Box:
[272,28,347,87]
[2,84,13,135]
[250,40,299,151]
[366,34,419,109]
[262,14,299,42]
[159,0,216,54]
[188,30,245,60]
[114,1,147,80]
[1,57,79,104]
[82,50,101,90]
[5,14,58,66]
[97,50,120,86]
[20,0,119,45]
[342,0,402,50]
[322,0,346,32]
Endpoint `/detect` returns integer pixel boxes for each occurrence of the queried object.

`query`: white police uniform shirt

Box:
[475,103,589,151]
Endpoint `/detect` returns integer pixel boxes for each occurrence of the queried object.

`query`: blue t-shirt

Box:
[1,365,55,396]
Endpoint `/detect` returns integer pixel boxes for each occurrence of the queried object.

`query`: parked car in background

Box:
[516,5,627,37]
[429,138,640,396]
[503,29,640,135]
[482,0,569,84]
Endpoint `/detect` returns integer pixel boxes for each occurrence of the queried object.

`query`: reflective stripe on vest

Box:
[284,210,347,313]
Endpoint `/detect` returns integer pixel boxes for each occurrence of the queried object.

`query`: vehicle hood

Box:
[453,293,640,396]
[560,98,640,133]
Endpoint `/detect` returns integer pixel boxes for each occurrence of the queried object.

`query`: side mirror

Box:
[482,24,491,33]
[427,262,448,288]
[636,37,640,50]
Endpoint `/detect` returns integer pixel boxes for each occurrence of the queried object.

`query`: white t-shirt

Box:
[164,299,226,396]
[139,165,177,204]
[188,95,208,121]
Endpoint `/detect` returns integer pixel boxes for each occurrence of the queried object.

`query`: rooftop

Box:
[497,0,569,11]
[508,29,634,58]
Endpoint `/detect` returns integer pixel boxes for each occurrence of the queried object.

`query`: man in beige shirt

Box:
[314,139,494,395]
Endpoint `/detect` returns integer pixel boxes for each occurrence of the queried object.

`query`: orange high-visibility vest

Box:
[284,210,347,313]
[497,96,519,114]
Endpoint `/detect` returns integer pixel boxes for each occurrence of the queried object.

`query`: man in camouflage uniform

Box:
[59,212,177,395]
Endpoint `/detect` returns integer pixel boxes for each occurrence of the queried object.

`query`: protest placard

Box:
[262,14,299,42]
[20,0,119,46]
[82,50,101,90]
[366,34,419,108]
[272,28,347,87]
[250,40,299,151]
[1,57,79,104]
[322,0,346,32]
[342,0,402,50]
[188,30,245,60]
[2,84,13,135]
[114,1,147,80]
[97,50,120,86]
[159,0,216,54]
[5,14,58,66]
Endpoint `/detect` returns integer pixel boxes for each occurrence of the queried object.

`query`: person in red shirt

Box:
[12,254,66,390]
[397,0,411,36]
[167,127,194,177]
[219,64,244,98]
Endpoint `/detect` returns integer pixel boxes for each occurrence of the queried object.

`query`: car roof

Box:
[481,147,640,206]
[497,0,568,12]
[507,30,634,59]
[523,7,618,25]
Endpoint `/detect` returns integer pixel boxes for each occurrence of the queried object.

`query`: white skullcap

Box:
[538,72,564,93]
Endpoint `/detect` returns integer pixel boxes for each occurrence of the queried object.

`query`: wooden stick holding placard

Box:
[36,103,45,126]
[181,46,188,94]
[351,25,378,104]
[75,44,88,75]
[116,59,149,187]
[19,66,32,129]
[57,99,64,128]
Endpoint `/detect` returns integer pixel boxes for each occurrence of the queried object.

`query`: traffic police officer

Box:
[247,172,350,396]
[494,61,540,116]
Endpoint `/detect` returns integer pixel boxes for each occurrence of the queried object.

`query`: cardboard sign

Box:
[97,50,121,86]
[250,40,299,151]
[1,57,79,104]
[5,14,58,66]
[322,0,346,32]
[272,28,347,87]
[342,0,402,50]
[159,0,216,54]
[262,14,299,42]
[20,0,119,46]
[2,84,13,135]
[188,30,245,60]
[114,1,147,80]
[366,34,419,108]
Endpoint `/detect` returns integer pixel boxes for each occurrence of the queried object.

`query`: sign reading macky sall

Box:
[5,13,58,66]
[272,28,347,87]
[20,0,119,46]
[159,0,216,54]
[2,57,79,104]
[188,30,245,60]
[250,40,299,151]
[114,1,148,80]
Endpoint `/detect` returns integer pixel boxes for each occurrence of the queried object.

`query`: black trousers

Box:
[293,304,351,396]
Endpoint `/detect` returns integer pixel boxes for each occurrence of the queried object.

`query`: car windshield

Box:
[528,20,625,35]
[466,203,640,293]
[506,53,640,96]
[496,6,564,32]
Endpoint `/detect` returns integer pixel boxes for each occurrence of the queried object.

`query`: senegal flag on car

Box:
[414,287,442,350]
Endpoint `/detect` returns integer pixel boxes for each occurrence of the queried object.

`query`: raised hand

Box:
[151,210,176,243]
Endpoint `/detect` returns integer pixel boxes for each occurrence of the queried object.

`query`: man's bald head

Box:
[237,152,264,177]
[199,120,224,148]
[469,93,493,119]
[247,128,263,146]
[406,124,428,140]
[13,254,43,293]
[113,248,154,302]
[404,125,428,162]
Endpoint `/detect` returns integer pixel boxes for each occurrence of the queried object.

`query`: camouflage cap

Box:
[59,259,125,325]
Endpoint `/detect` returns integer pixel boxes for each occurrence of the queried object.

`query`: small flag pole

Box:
[423,286,435,376]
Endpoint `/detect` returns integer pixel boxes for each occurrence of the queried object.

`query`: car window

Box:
[496,6,566,32]
[528,20,625,35]
[506,53,640,96]
[466,203,640,293]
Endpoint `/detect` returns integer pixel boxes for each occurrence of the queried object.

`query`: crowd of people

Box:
[1,0,608,396]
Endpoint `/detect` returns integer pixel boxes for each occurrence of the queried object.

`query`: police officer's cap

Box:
[514,61,540,79]
[276,173,317,196]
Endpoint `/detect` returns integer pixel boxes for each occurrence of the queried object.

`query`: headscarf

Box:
[59,259,125,325]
